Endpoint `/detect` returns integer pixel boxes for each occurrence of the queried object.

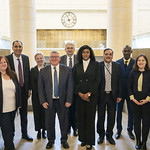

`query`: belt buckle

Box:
[106,91,110,94]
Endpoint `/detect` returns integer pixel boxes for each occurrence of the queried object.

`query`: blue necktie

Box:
[54,67,59,98]
[69,57,72,68]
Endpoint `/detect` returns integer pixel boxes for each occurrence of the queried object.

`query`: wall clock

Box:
[61,12,77,28]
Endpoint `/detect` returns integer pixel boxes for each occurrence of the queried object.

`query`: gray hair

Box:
[34,52,44,60]
[65,40,75,49]
[50,51,60,56]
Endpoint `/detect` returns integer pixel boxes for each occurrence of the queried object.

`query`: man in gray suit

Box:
[60,41,78,136]
[38,51,73,149]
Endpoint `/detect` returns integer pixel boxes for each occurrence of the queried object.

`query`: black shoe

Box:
[97,136,104,144]
[106,136,116,145]
[46,141,53,149]
[22,135,33,141]
[42,130,46,139]
[128,131,135,140]
[141,141,147,150]
[61,141,69,149]
[81,142,86,147]
[37,130,41,139]
[73,129,78,136]
[115,132,121,139]
[86,145,92,150]
[135,140,141,149]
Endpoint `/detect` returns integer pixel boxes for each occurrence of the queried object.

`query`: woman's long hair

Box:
[0,56,16,79]
[77,45,95,63]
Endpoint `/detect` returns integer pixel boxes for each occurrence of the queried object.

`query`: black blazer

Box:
[99,61,122,102]
[31,65,40,105]
[6,53,31,98]
[60,55,78,66]
[73,60,100,96]
[0,73,21,115]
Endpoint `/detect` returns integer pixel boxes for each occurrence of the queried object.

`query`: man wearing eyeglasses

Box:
[97,48,122,145]
[38,51,73,149]
[115,45,135,140]
[60,41,78,137]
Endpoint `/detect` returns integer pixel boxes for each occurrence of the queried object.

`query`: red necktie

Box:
[17,59,24,87]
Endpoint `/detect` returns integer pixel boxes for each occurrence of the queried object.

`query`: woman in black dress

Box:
[31,52,46,139]
[73,45,100,150]
[128,54,150,150]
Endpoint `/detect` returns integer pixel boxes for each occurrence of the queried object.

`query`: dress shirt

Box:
[123,58,131,66]
[51,64,59,99]
[104,61,112,91]
[13,53,24,83]
[83,59,90,72]
[67,55,74,67]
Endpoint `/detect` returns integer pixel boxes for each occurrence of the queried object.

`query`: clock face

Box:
[61,12,77,28]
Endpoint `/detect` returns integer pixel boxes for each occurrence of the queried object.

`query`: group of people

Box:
[0,40,150,150]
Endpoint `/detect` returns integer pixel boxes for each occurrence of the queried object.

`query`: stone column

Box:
[9,0,36,67]
[107,0,132,60]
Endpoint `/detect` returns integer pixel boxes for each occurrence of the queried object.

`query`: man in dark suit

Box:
[6,40,33,141]
[115,45,135,140]
[97,48,122,145]
[60,41,78,136]
[38,51,73,149]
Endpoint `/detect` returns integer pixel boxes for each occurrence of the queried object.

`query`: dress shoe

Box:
[115,132,121,139]
[22,135,33,141]
[61,141,69,149]
[46,141,53,149]
[97,136,104,144]
[81,142,86,147]
[86,145,92,150]
[73,129,78,136]
[141,141,147,150]
[37,130,41,139]
[128,131,135,140]
[106,136,116,145]
[42,130,46,139]
[135,140,141,149]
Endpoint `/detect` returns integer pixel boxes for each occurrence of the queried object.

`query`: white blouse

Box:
[2,77,16,113]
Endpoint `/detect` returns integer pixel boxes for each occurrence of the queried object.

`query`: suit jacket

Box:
[6,53,31,98]
[60,55,78,66]
[116,58,135,97]
[0,73,21,115]
[99,61,122,103]
[38,64,73,108]
[73,60,100,96]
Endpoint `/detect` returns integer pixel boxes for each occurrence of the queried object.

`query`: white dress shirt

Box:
[51,64,59,99]
[67,55,74,67]
[83,59,90,72]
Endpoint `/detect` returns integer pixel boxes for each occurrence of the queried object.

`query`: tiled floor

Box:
[0,112,149,150]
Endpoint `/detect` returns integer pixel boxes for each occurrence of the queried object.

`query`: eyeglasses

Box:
[50,56,59,59]
[104,53,113,56]
[66,47,74,49]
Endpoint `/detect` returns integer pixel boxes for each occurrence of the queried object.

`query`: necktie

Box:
[17,59,24,87]
[125,60,128,67]
[54,67,59,98]
[69,57,72,68]
[105,64,111,91]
